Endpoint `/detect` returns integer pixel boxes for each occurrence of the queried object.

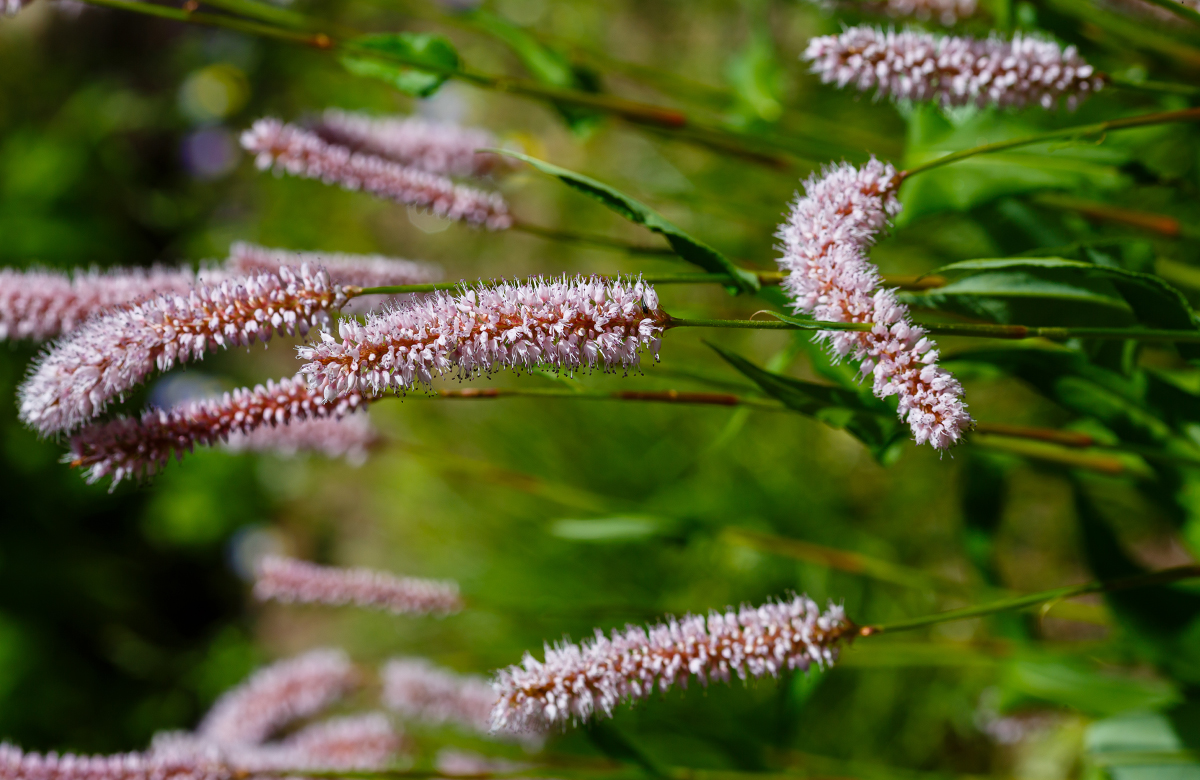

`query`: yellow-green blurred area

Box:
[2,0,1200,777]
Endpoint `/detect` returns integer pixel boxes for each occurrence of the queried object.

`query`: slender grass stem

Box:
[422,387,787,409]
[860,565,1200,635]
[901,107,1200,179]
[1031,193,1197,239]
[509,220,675,255]
[667,316,1200,343]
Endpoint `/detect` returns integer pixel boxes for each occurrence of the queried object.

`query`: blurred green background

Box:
[2,0,1200,777]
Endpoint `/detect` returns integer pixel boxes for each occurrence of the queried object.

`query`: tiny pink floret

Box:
[776,159,973,449]
[804,27,1104,110]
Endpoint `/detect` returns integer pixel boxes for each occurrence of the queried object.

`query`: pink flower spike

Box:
[240,118,512,230]
[198,649,357,746]
[382,658,496,735]
[299,275,667,401]
[804,27,1104,110]
[489,595,851,734]
[255,556,463,616]
[0,743,231,780]
[776,158,973,449]
[68,375,371,489]
[0,265,202,343]
[313,109,514,178]
[873,0,977,25]
[18,266,348,436]
[277,713,403,770]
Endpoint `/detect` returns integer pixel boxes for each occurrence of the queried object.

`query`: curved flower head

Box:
[776,158,973,449]
[198,649,357,746]
[254,556,463,616]
[68,375,369,488]
[241,119,512,230]
[313,109,513,178]
[19,266,347,436]
[804,27,1104,110]
[490,595,851,733]
[299,276,667,401]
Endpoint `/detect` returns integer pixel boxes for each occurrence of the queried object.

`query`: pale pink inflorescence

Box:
[19,266,347,436]
[68,375,369,487]
[804,26,1104,110]
[226,242,440,292]
[0,265,200,342]
[241,119,512,230]
[2,0,29,15]
[197,649,358,746]
[490,595,850,733]
[874,0,977,24]
[777,159,972,449]
[0,744,230,780]
[382,658,496,735]
[224,412,377,465]
[299,276,667,401]
[313,109,513,178]
[255,556,463,616]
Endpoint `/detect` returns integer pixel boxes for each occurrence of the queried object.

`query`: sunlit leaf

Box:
[341,33,460,97]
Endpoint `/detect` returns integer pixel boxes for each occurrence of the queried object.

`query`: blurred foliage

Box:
[3,0,1200,776]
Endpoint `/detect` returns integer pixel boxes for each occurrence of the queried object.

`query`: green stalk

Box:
[666,317,1200,343]
[425,387,786,410]
[861,565,1200,635]
[901,107,1200,179]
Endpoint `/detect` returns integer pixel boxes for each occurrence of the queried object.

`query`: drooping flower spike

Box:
[19,266,347,436]
[776,158,973,449]
[300,275,668,401]
[382,658,497,736]
[254,556,464,616]
[226,242,440,293]
[489,594,851,733]
[313,109,514,178]
[241,119,512,230]
[804,26,1104,110]
[0,743,231,780]
[67,375,370,488]
[197,649,358,746]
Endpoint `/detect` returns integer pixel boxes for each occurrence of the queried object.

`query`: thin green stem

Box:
[901,107,1200,179]
[667,317,1200,343]
[862,565,1200,635]
[1107,73,1200,98]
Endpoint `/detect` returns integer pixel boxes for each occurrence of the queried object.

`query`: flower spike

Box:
[804,27,1104,110]
[382,658,496,735]
[490,594,851,733]
[254,556,463,616]
[776,159,973,449]
[241,119,512,230]
[19,267,347,436]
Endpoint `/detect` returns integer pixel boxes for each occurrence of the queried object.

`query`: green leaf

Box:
[706,341,906,462]
[1000,657,1180,718]
[725,31,782,124]
[464,11,603,135]
[905,259,1200,357]
[1086,711,1200,780]
[492,150,759,293]
[340,33,460,98]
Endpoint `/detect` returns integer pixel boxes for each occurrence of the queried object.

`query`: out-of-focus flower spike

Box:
[490,595,852,733]
[0,265,202,343]
[0,743,231,780]
[804,27,1104,110]
[299,275,668,401]
[224,411,378,465]
[277,713,404,769]
[382,658,495,736]
[225,242,441,291]
[19,268,348,436]
[240,119,512,230]
[254,556,463,616]
[872,0,977,24]
[313,109,514,178]
[198,649,357,746]
[776,159,973,449]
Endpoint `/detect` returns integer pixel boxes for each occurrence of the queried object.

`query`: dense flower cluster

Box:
[0,266,200,342]
[382,658,496,735]
[255,556,464,616]
[804,26,1104,110]
[776,159,973,449]
[313,109,512,178]
[299,276,667,400]
[490,595,850,733]
[241,119,512,229]
[68,375,369,487]
[19,266,347,436]
[0,745,230,780]
[198,649,358,746]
